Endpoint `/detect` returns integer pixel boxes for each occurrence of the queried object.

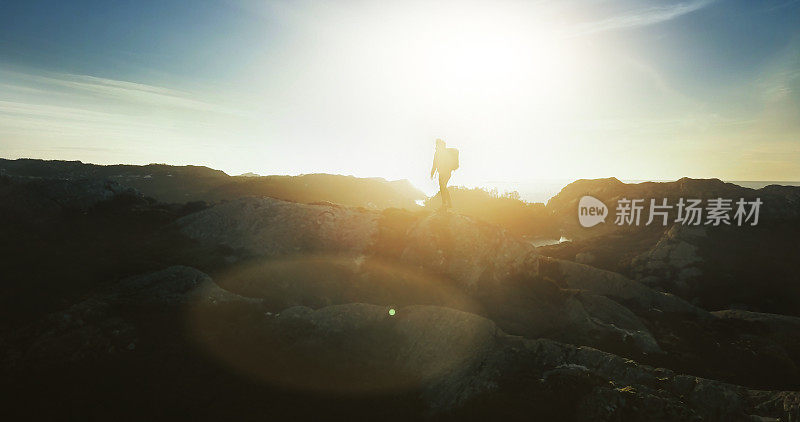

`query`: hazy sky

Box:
[1,0,799,191]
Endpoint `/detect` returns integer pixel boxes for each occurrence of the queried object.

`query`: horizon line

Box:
[2,156,800,184]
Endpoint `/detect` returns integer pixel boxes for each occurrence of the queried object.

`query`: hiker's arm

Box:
[430,157,437,179]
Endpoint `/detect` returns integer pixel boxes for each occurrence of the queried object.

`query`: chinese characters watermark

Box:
[579,196,763,227]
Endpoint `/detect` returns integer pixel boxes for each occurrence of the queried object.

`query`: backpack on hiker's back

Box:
[444,147,459,171]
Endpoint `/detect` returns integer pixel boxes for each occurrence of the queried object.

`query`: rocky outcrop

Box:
[107,265,259,306]
[5,175,800,421]
[0,158,426,208]
[713,310,800,373]
[177,196,380,257]
[552,259,708,317]
[546,177,800,240]
[173,196,800,383]
[250,302,800,420]
[181,202,666,357]
[6,265,799,420]
[398,212,538,290]
[541,178,800,316]
[632,225,706,292]
[0,175,142,229]
[2,266,261,370]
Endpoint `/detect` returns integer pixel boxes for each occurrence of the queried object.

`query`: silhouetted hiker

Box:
[430,138,459,210]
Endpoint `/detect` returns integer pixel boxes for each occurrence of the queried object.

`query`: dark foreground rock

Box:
[3,266,798,421]
[263,303,800,421]
[3,176,800,420]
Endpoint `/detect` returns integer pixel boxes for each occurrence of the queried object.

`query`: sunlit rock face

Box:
[398,212,539,290]
[177,196,380,257]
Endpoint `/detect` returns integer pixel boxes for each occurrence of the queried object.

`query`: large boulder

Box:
[398,212,539,290]
[549,259,708,317]
[177,197,379,257]
[631,225,706,292]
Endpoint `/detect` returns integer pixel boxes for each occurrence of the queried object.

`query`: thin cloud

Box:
[570,0,717,36]
[0,68,255,155]
[0,69,242,115]
[0,100,186,139]
[0,100,126,123]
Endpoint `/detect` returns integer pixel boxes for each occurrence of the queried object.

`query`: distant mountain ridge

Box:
[0,158,425,209]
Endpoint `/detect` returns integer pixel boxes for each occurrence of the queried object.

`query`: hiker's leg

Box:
[445,172,453,206]
[439,172,452,208]
[438,175,447,208]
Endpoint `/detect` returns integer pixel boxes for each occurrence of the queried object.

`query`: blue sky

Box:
[1,0,799,189]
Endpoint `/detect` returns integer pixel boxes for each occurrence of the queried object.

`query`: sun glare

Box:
[260,1,590,188]
[352,3,583,112]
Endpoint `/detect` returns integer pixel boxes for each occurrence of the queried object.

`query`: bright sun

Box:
[354,3,583,111]
[252,1,595,188]
[321,3,587,185]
